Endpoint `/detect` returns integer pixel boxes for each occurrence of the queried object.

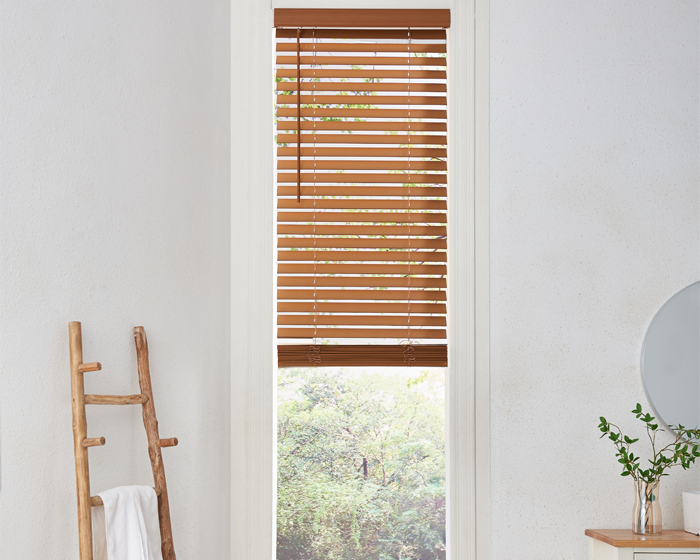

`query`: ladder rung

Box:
[78,362,102,373]
[82,437,105,448]
[90,487,162,507]
[85,394,149,405]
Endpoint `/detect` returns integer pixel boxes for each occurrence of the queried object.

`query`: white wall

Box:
[0,1,231,558]
[490,1,699,558]
[2,1,698,559]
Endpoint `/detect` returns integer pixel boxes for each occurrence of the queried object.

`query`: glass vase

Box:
[632,479,662,535]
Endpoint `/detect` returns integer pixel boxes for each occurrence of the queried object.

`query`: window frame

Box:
[231,2,490,559]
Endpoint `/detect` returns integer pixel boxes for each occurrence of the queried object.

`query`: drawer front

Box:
[634,554,700,559]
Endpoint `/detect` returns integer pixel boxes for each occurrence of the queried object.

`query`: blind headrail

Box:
[273,9,451,29]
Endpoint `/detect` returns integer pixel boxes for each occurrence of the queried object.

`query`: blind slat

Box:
[277,108,446,119]
[276,68,446,79]
[277,212,447,224]
[278,98,447,109]
[278,328,447,339]
[277,186,446,197]
[276,96,446,107]
[278,302,446,313]
[279,315,447,326]
[277,160,446,171]
[277,173,446,184]
[278,263,447,275]
[278,276,446,288]
[277,146,447,157]
[276,56,447,67]
[277,82,446,92]
[277,199,446,210]
[278,251,447,263]
[277,121,447,132]
[276,43,446,53]
[275,29,446,39]
[278,238,446,249]
[278,289,446,301]
[276,133,446,145]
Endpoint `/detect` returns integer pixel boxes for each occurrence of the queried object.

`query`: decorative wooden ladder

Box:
[69,321,178,560]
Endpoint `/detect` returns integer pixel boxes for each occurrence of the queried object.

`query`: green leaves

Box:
[278,367,446,560]
[600,403,700,483]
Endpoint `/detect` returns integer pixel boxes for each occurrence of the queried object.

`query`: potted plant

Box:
[598,403,700,535]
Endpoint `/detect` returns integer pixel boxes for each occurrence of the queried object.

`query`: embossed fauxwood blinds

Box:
[275,9,450,368]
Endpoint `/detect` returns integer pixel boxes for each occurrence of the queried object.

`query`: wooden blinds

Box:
[275,10,449,368]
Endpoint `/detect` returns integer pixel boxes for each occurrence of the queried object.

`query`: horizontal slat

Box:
[277,69,446,80]
[278,315,446,326]
[275,29,447,40]
[278,263,446,275]
[277,199,446,210]
[277,212,446,223]
[278,276,446,288]
[278,224,446,236]
[278,327,446,339]
[275,41,447,54]
[277,186,446,198]
[278,289,446,300]
[277,160,446,171]
[276,43,447,54]
[277,82,447,92]
[277,172,446,184]
[277,344,448,368]
[277,95,447,106]
[277,147,446,158]
[277,133,446,145]
[278,302,446,313]
[277,108,446,119]
[278,237,446,249]
[278,250,447,263]
[277,56,447,67]
[277,121,447,132]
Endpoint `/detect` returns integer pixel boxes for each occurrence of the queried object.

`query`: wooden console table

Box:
[586,529,700,559]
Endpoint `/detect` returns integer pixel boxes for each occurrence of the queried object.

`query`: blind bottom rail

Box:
[278,344,447,368]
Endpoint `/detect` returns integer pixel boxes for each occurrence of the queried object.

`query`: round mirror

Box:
[641,282,700,431]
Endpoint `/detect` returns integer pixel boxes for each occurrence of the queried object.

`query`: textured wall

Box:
[490,1,700,558]
[0,1,231,558]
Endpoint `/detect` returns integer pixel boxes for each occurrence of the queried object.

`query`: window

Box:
[277,365,446,560]
[273,10,452,560]
[230,4,489,559]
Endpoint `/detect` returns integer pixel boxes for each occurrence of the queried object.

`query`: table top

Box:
[585,529,700,548]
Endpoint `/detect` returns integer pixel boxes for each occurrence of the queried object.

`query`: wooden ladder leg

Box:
[134,327,176,560]
[69,322,94,560]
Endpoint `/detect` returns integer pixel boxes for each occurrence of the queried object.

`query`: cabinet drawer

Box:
[634,554,700,559]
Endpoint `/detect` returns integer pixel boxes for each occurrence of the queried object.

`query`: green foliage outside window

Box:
[277,367,446,560]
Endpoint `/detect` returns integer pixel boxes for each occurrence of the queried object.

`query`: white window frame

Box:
[231,1,489,558]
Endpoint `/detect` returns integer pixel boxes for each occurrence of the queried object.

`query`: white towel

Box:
[91,485,163,560]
